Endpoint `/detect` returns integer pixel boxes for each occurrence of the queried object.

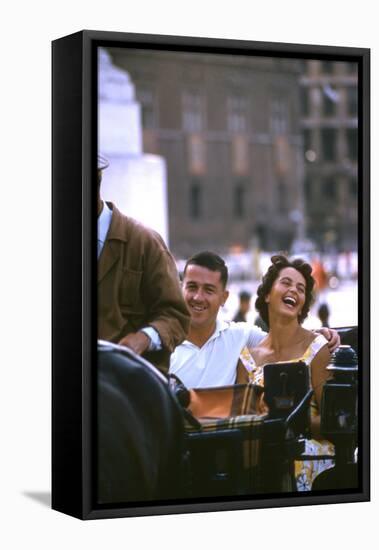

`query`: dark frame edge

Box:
[52,30,86,520]
[76,29,370,58]
[83,491,369,520]
[360,48,370,501]
[82,30,97,520]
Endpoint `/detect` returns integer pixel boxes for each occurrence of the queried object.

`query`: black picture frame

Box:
[52,30,370,520]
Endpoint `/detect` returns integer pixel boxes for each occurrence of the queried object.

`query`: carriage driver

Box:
[97,154,190,371]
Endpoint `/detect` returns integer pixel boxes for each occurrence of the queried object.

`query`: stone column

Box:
[98,48,169,244]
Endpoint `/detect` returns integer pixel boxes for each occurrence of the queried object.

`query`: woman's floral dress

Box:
[239,334,334,491]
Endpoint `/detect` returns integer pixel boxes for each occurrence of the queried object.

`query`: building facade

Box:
[299,60,358,253]
[108,48,305,258]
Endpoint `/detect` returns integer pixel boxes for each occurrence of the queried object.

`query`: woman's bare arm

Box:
[310,344,332,437]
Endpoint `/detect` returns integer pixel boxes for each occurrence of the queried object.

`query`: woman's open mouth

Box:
[282,296,297,308]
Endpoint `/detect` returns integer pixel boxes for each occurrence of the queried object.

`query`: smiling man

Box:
[169,251,266,387]
[169,251,340,389]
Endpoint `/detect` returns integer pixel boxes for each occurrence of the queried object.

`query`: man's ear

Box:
[221,289,229,306]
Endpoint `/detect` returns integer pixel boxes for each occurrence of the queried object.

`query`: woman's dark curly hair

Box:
[255,255,315,327]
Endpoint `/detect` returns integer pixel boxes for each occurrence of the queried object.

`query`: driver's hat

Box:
[98,154,110,171]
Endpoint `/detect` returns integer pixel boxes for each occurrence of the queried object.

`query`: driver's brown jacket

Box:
[98,203,190,371]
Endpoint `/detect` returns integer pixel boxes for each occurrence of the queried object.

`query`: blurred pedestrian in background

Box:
[233,290,252,322]
[311,256,329,302]
[254,314,269,333]
[317,303,330,328]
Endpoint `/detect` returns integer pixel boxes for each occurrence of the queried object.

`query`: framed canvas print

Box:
[52,30,370,520]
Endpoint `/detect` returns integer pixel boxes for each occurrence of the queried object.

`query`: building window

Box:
[189,181,202,219]
[303,129,312,155]
[323,86,338,117]
[300,87,310,117]
[347,128,358,161]
[137,88,156,129]
[227,95,248,133]
[321,128,337,162]
[270,97,289,135]
[321,61,334,74]
[182,91,204,133]
[346,62,358,74]
[347,87,358,117]
[304,176,313,203]
[323,177,337,200]
[234,182,246,218]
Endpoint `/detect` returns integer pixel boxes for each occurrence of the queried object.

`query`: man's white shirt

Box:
[169,320,266,388]
[97,201,113,258]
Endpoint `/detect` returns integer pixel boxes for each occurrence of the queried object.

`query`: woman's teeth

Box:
[283,297,296,306]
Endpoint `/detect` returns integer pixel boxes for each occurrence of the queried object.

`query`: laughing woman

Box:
[238,254,334,491]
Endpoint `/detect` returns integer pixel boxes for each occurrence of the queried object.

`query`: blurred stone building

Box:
[108,48,305,258]
[299,60,358,253]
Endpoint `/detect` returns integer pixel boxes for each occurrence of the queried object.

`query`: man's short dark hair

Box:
[183,251,228,288]
[255,254,315,327]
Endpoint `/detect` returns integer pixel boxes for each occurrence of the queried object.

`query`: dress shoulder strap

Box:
[239,333,328,383]
[239,347,264,385]
[299,333,329,366]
